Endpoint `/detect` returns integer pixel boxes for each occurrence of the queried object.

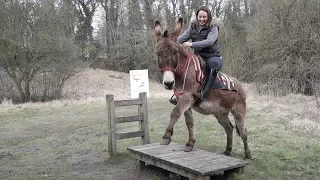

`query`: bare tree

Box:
[142,0,155,29]
[212,0,223,18]
[248,0,320,95]
[0,0,82,102]
[243,0,249,17]
[74,0,97,59]
[163,0,177,30]
[98,0,120,48]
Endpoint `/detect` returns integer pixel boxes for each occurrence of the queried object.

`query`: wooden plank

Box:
[130,145,227,175]
[165,151,220,162]
[157,149,216,159]
[145,149,187,163]
[142,147,221,167]
[116,130,144,140]
[130,148,181,162]
[159,153,231,175]
[142,145,185,155]
[139,92,150,144]
[106,94,117,157]
[155,150,188,159]
[128,142,164,150]
[185,157,236,174]
[128,143,183,153]
[167,154,213,164]
[130,144,238,175]
[195,159,247,175]
[128,143,248,177]
[114,99,142,107]
[129,144,186,160]
[116,115,143,123]
[170,153,246,176]
[169,153,227,167]
[130,152,210,180]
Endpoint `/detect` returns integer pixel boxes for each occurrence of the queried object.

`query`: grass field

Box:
[1,69,320,180]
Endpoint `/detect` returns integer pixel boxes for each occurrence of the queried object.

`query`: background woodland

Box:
[0,0,319,103]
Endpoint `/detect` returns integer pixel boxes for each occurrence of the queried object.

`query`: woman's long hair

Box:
[195,6,213,25]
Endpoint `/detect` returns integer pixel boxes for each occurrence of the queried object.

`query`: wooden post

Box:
[139,92,149,144]
[138,160,146,171]
[106,94,117,157]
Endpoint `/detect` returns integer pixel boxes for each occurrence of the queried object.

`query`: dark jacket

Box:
[178,20,221,58]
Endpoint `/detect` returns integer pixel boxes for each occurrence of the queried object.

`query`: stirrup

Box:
[169,95,177,105]
[194,91,204,104]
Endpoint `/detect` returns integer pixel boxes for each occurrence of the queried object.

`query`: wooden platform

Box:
[127,142,248,180]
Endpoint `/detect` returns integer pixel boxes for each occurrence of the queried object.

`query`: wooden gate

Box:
[106,92,149,157]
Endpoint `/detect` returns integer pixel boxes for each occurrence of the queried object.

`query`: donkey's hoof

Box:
[160,137,171,145]
[245,153,254,160]
[224,148,232,156]
[244,150,253,159]
[184,145,193,152]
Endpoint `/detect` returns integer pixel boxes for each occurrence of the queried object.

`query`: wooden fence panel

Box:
[107,92,149,158]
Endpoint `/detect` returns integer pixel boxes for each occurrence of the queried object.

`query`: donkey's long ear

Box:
[172,17,183,39]
[154,20,162,40]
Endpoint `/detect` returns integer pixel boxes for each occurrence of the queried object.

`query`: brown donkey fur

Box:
[154,17,252,159]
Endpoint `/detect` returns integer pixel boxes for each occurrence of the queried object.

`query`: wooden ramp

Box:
[127,142,248,180]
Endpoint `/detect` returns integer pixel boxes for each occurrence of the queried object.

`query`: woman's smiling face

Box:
[197,10,208,26]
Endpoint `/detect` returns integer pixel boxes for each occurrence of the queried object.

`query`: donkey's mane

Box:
[176,43,189,58]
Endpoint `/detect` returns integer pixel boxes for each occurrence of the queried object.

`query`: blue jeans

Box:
[204,56,222,71]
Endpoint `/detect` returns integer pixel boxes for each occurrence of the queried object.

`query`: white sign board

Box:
[129,69,150,98]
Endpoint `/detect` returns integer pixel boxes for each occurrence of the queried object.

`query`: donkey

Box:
[154,17,252,159]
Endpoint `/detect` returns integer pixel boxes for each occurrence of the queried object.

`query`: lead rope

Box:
[181,55,191,93]
[174,54,191,96]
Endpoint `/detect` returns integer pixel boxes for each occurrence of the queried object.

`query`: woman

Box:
[170,6,222,104]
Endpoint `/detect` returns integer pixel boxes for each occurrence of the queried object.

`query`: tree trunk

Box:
[243,0,249,17]
[143,0,154,30]
[13,79,26,103]
[24,79,31,102]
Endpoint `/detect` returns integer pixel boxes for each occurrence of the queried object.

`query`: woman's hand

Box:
[182,42,192,48]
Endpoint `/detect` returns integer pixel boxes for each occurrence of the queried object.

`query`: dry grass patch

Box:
[63,68,171,100]
[245,83,320,136]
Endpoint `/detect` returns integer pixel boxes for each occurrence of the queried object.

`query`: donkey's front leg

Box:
[184,108,195,152]
[161,94,193,145]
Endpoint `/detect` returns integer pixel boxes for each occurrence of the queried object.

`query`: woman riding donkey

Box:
[170,6,222,105]
[154,13,252,159]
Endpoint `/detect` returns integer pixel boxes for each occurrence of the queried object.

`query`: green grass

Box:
[0,99,319,180]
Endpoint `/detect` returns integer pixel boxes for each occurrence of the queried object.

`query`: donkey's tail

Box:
[231,107,246,137]
[235,122,240,136]
[234,118,243,136]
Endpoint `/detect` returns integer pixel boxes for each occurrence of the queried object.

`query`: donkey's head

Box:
[154,17,183,90]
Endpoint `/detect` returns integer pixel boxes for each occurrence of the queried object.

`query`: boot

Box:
[194,69,217,103]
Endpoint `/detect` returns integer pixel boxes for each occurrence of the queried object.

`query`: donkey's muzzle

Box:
[164,81,174,90]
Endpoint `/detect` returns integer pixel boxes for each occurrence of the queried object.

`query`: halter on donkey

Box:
[154,17,252,159]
